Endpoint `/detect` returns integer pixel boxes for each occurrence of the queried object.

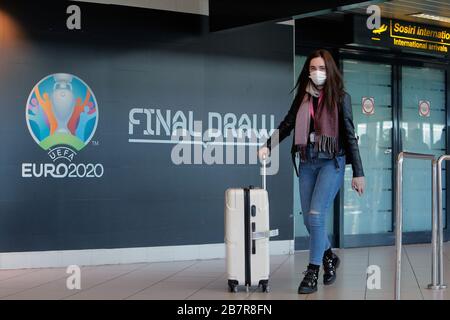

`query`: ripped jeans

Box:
[298,146,346,265]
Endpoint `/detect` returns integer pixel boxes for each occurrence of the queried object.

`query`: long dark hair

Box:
[293,49,345,111]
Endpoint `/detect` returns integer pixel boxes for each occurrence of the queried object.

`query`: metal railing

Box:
[395,152,446,300]
[435,155,449,290]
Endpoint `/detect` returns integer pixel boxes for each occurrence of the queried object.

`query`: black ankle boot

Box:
[298,266,319,294]
[322,251,340,285]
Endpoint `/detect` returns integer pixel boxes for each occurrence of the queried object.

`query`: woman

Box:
[258,49,365,294]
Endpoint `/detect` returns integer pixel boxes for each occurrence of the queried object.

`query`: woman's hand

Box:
[352,177,365,196]
[258,147,270,161]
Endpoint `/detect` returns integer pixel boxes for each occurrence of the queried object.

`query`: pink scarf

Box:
[294,83,339,160]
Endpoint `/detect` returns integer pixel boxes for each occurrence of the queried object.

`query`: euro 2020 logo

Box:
[23,73,103,178]
[26,73,98,159]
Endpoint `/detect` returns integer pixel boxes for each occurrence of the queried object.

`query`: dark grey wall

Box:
[0,1,294,252]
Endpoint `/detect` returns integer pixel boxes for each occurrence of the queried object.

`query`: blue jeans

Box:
[298,146,346,265]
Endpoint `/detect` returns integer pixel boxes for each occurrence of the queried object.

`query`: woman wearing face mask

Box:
[258,49,365,294]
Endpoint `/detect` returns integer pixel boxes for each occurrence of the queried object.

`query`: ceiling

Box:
[208,0,379,31]
[72,0,209,15]
[346,0,450,27]
[72,0,450,29]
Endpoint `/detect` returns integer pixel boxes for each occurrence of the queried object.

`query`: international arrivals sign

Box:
[353,15,450,56]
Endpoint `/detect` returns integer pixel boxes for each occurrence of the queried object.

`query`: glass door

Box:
[296,56,447,249]
[401,66,447,233]
[342,59,393,247]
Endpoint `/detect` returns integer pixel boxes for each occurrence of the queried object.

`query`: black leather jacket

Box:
[265,92,364,178]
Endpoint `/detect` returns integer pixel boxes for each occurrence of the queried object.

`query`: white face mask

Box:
[309,70,327,86]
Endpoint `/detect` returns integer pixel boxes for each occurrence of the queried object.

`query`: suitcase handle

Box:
[252,229,279,240]
[262,156,267,190]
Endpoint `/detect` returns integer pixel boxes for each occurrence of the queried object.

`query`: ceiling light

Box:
[409,13,450,24]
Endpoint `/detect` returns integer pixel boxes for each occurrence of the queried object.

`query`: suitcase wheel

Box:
[228,280,238,293]
[259,280,270,293]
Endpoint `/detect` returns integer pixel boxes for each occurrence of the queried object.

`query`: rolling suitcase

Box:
[224,159,279,293]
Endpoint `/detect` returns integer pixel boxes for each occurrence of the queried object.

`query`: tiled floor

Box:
[0,243,450,300]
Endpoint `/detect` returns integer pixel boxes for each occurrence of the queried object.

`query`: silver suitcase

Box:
[224,160,279,293]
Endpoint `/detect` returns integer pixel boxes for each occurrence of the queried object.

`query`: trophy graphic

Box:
[51,73,76,134]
